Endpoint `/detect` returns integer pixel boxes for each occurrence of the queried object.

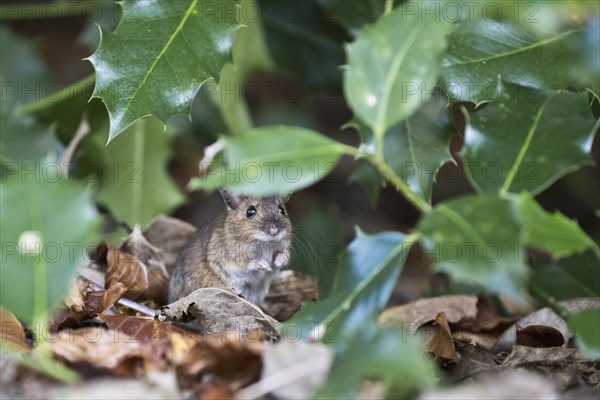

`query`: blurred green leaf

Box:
[0,27,60,162]
[344,2,452,136]
[0,26,49,106]
[0,172,101,323]
[188,126,348,196]
[0,106,60,164]
[515,194,599,258]
[259,0,347,87]
[290,206,344,298]
[439,19,589,104]
[417,194,528,302]
[81,117,185,226]
[88,0,239,140]
[462,87,598,195]
[531,251,600,301]
[281,229,412,342]
[318,327,435,399]
[567,309,600,360]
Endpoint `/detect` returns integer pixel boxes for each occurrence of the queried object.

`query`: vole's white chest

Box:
[224,241,283,303]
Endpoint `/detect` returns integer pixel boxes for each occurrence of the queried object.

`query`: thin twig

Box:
[82,276,157,317]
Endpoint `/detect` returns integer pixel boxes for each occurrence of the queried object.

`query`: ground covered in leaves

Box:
[1,215,598,399]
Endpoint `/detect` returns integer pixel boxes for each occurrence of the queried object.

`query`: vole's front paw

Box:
[274,252,289,268]
[250,259,272,272]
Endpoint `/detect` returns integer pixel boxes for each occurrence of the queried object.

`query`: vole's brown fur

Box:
[168,191,292,304]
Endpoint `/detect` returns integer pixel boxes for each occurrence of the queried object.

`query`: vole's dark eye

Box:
[279,206,286,215]
[246,206,257,218]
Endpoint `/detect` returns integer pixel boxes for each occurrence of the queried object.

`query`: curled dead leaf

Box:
[157,288,280,341]
[516,324,565,348]
[49,327,148,377]
[0,308,29,352]
[423,312,457,365]
[492,298,600,355]
[380,295,478,329]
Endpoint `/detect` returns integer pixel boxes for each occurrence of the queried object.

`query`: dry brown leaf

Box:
[380,295,478,329]
[423,312,457,364]
[49,327,148,377]
[63,278,90,312]
[0,308,29,351]
[516,324,565,348]
[261,270,318,321]
[52,279,129,331]
[98,314,198,343]
[492,298,600,355]
[106,247,149,300]
[169,330,263,394]
[119,224,170,302]
[86,281,129,312]
[142,215,197,273]
[157,288,280,340]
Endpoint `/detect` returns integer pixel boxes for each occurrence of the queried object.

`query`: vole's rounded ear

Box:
[220,190,246,209]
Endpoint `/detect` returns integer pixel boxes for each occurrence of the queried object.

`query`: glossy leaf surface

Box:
[439,19,587,103]
[189,126,347,196]
[344,2,452,133]
[281,230,411,342]
[462,88,597,195]
[88,0,239,140]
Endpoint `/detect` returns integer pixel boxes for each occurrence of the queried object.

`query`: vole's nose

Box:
[268,224,279,236]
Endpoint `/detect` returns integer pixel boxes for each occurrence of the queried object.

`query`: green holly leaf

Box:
[0,172,101,323]
[88,0,239,141]
[567,309,600,360]
[81,117,185,226]
[281,230,413,343]
[188,126,349,196]
[439,19,588,104]
[344,1,452,136]
[383,94,454,202]
[515,194,599,258]
[417,195,528,302]
[319,327,435,399]
[531,251,600,301]
[461,87,598,195]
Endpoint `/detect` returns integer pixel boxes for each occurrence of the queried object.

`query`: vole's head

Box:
[220,190,292,243]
